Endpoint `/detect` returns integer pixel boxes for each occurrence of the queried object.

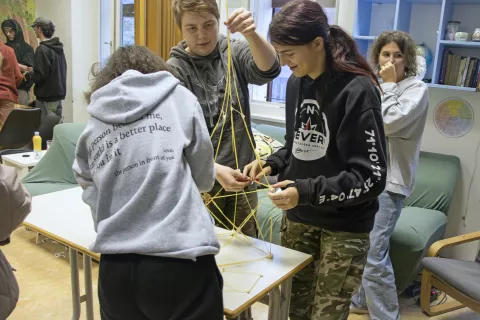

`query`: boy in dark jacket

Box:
[25,17,66,118]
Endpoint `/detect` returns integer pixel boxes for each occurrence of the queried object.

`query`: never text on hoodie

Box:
[266,72,387,233]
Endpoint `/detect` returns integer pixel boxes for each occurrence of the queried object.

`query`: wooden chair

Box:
[420,231,480,316]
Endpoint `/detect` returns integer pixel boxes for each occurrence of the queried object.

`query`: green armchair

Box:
[22,123,86,196]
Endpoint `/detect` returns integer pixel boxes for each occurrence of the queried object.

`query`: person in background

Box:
[350,30,429,320]
[243,1,387,319]
[73,46,223,320]
[2,19,35,106]
[24,17,66,118]
[0,164,32,319]
[0,42,23,131]
[168,0,280,239]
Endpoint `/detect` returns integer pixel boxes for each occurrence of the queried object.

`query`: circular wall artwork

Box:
[434,98,474,138]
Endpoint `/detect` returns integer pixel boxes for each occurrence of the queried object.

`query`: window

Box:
[120,0,135,47]
[100,0,136,64]
[249,0,337,104]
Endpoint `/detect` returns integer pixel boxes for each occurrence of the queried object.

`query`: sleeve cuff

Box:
[296,179,311,205]
[265,160,278,176]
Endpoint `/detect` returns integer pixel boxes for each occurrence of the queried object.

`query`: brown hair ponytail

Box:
[269,0,380,88]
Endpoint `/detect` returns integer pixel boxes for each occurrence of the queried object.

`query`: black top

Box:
[28,37,67,102]
[266,72,387,233]
[1,19,34,91]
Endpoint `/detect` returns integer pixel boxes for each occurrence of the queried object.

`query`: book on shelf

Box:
[438,49,480,89]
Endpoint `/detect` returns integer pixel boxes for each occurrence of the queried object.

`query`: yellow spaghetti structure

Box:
[199,1,277,293]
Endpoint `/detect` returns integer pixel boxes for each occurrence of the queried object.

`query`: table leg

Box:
[268,286,281,320]
[279,277,293,320]
[83,254,94,320]
[70,248,81,320]
[239,307,252,320]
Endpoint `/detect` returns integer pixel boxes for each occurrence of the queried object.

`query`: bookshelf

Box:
[353,0,480,92]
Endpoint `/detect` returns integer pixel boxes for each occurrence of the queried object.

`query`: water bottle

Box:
[33,131,42,159]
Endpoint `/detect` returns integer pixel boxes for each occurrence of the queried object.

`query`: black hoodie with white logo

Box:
[266,72,387,233]
[29,37,67,102]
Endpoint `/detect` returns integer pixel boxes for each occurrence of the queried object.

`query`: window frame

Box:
[248,0,338,124]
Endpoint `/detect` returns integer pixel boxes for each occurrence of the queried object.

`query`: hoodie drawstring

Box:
[187,54,214,128]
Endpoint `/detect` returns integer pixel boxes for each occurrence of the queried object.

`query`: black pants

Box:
[98,254,224,320]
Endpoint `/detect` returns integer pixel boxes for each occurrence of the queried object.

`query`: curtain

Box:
[135,0,183,61]
[158,0,183,61]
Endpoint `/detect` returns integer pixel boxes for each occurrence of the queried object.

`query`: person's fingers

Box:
[231,17,253,33]
[271,180,290,189]
[224,180,249,192]
[241,23,256,35]
[268,190,286,201]
[224,8,242,26]
[242,163,252,177]
[232,169,250,182]
[228,11,251,31]
[250,161,260,181]
[254,167,270,181]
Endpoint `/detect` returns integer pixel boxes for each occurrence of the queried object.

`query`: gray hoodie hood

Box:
[88,70,179,123]
[73,69,219,260]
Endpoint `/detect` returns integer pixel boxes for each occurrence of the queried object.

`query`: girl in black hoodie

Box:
[244,1,387,319]
[1,19,34,105]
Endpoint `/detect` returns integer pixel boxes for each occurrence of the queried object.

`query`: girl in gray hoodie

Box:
[351,31,429,319]
[73,46,223,320]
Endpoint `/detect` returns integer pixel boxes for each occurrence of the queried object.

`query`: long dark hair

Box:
[85,46,173,103]
[269,0,380,88]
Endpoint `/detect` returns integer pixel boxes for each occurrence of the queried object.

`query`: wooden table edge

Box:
[224,254,314,317]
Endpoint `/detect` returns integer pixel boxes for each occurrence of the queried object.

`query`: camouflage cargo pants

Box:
[206,183,257,238]
[281,215,370,320]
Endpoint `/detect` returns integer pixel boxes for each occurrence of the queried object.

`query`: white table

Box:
[2,151,47,179]
[24,187,312,320]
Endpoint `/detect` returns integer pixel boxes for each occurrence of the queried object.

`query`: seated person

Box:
[73,46,223,320]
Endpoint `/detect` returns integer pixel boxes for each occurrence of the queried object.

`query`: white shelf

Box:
[428,83,478,92]
[353,35,377,40]
[440,40,480,48]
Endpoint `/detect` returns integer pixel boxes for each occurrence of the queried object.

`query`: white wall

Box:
[71,0,100,123]
[36,0,99,123]
[421,89,480,260]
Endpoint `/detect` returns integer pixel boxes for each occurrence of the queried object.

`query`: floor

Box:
[3,227,479,320]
